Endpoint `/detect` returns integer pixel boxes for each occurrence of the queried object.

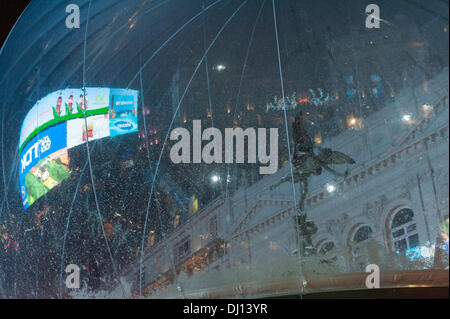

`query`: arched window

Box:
[353,225,373,243]
[390,208,419,252]
[318,241,335,255]
[317,240,338,264]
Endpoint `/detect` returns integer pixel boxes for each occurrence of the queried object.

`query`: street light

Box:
[211,175,220,183]
[402,114,412,122]
[326,183,336,193]
[215,64,226,71]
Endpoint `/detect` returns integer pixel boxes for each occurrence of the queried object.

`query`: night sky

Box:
[0,0,30,48]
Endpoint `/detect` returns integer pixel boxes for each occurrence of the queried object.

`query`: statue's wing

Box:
[328,151,355,164]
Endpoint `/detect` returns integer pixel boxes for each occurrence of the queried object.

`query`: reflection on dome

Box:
[0,0,448,298]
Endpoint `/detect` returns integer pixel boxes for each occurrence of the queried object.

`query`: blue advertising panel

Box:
[19,123,69,210]
[109,89,138,137]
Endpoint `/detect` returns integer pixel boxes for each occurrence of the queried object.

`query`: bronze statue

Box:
[271,111,355,211]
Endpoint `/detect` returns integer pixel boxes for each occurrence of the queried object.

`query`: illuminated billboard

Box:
[109,89,138,137]
[19,87,139,210]
[67,114,110,148]
[19,123,70,209]
[19,88,111,154]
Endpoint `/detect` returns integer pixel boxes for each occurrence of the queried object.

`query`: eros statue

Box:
[271,111,355,211]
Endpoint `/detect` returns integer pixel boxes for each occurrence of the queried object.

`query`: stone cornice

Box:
[303,123,449,211]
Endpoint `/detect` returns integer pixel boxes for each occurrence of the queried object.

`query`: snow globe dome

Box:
[0,0,448,298]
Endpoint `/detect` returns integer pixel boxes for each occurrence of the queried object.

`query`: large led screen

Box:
[19,88,111,153]
[19,123,70,209]
[19,87,139,210]
[109,89,139,137]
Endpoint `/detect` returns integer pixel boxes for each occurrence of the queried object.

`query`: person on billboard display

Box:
[84,93,88,111]
[66,95,74,114]
[53,96,63,117]
[78,93,88,113]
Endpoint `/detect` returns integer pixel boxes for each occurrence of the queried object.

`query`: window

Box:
[390,208,419,252]
[318,241,338,264]
[353,225,373,243]
[319,241,335,255]
[175,237,191,264]
[351,225,373,260]
[209,216,218,238]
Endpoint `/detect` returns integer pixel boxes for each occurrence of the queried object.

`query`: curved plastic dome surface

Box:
[0,0,448,298]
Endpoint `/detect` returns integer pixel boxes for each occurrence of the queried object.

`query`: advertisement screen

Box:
[19,123,70,210]
[19,88,111,153]
[109,89,138,137]
[19,87,138,210]
[67,114,110,148]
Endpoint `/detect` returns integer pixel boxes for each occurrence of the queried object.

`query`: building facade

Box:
[124,67,449,298]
